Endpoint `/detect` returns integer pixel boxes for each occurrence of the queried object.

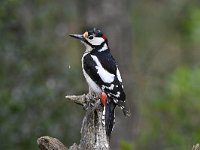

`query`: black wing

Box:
[83,51,126,101]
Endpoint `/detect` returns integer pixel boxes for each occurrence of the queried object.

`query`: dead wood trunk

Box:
[37,91,110,150]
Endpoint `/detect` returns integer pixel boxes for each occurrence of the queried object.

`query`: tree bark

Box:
[37,91,110,150]
[37,136,69,150]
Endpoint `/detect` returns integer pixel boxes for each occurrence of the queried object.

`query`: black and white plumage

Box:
[69,28,130,137]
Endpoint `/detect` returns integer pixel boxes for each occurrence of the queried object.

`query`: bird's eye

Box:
[88,35,94,40]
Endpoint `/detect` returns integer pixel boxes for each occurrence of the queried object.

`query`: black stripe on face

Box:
[83,38,95,48]
[85,40,107,50]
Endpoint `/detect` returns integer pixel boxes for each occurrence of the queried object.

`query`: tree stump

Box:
[37,91,110,150]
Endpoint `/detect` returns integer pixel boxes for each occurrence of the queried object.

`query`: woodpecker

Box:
[69,28,130,137]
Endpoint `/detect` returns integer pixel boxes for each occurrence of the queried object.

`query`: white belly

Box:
[82,69,102,93]
[82,54,102,94]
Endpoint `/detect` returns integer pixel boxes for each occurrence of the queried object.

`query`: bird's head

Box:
[69,28,107,51]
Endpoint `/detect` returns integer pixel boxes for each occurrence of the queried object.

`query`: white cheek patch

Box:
[87,37,104,46]
[91,55,115,83]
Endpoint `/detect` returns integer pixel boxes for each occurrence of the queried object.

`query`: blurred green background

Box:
[0,0,200,149]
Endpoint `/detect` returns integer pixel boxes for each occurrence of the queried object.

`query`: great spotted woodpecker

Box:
[69,28,130,137]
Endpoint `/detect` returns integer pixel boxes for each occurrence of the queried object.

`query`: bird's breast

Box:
[81,54,102,94]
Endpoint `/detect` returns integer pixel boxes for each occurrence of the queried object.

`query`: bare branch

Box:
[37,136,68,150]
[65,94,87,106]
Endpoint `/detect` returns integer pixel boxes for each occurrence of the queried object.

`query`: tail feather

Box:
[117,100,131,117]
[105,98,116,137]
[104,98,130,137]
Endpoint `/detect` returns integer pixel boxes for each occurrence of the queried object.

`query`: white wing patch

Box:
[113,99,118,103]
[102,84,114,90]
[91,55,115,83]
[110,91,121,98]
[116,68,122,82]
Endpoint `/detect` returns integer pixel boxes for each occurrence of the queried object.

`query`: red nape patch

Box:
[102,34,107,39]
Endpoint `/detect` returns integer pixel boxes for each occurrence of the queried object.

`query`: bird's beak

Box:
[69,34,84,41]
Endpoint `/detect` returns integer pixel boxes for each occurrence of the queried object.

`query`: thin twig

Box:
[65,94,87,106]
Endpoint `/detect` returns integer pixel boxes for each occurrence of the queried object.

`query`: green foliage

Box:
[182,6,200,43]
[120,140,134,150]
[135,66,200,150]
[0,0,83,149]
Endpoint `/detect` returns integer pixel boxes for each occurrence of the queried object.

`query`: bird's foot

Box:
[83,93,99,110]
[84,92,107,115]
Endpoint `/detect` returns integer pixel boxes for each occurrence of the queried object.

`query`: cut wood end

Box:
[65,95,77,99]
[37,136,68,150]
[65,94,86,100]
